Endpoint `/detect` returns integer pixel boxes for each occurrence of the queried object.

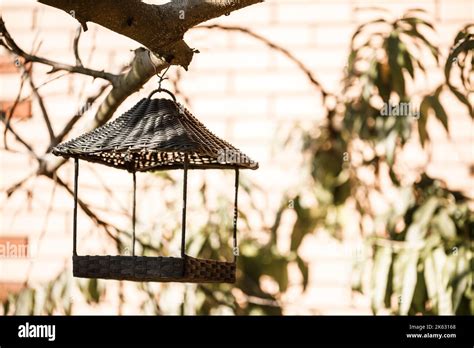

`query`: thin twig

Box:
[2,64,31,149]
[169,69,191,106]
[27,69,55,142]
[0,112,40,161]
[3,171,35,198]
[0,18,119,85]
[51,172,162,253]
[88,164,131,217]
[197,24,330,99]
[53,174,121,244]
[24,179,57,286]
[73,26,83,67]
[47,83,110,152]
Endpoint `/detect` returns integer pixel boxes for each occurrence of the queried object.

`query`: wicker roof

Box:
[53,96,258,172]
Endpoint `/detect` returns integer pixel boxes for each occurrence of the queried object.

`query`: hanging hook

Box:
[147,64,176,101]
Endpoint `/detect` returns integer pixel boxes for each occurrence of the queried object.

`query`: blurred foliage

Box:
[1,266,109,315]
[445,24,473,117]
[281,9,473,315]
[353,175,473,315]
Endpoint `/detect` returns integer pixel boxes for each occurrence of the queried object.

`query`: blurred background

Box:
[0,0,472,315]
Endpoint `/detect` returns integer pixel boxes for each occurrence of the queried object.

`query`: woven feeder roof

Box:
[53,94,258,172]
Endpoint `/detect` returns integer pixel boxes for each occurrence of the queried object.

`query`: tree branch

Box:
[39,0,263,69]
[0,17,119,84]
[53,173,122,244]
[93,48,162,129]
[73,26,83,67]
[0,112,40,161]
[38,48,161,176]
[27,70,56,142]
[48,83,110,152]
[2,63,29,150]
[7,1,263,177]
[3,171,35,198]
[198,24,329,99]
[52,172,164,253]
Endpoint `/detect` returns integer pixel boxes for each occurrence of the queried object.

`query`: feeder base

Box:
[73,255,236,283]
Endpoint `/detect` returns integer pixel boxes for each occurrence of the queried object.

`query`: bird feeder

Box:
[53,88,258,283]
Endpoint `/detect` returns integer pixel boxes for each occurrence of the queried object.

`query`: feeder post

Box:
[233,168,240,262]
[132,171,137,256]
[181,153,189,257]
[73,158,79,256]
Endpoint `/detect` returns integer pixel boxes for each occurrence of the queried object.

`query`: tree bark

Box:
[39,0,263,69]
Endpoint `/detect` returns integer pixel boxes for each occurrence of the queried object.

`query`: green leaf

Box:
[445,35,474,117]
[371,245,392,314]
[432,208,456,240]
[399,17,435,31]
[296,256,309,291]
[334,179,351,205]
[290,197,317,252]
[387,34,406,97]
[424,251,438,313]
[269,257,289,293]
[384,261,394,309]
[431,247,454,314]
[402,28,439,63]
[385,130,397,166]
[270,201,286,243]
[430,96,449,133]
[418,97,430,146]
[451,248,470,312]
[404,9,429,16]
[402,49,415,78]
[88,279,101,303]
[3,296,10,315]
[399,250,419,315]
[411,269,428,314]
[33,287,46,315]
[15,289,35,315]
[389,167,401,186]
[351,18,389,47]
[352,257,364,293]
[406,197,438,241]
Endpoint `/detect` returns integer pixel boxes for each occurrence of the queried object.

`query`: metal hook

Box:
[147,65,176,101]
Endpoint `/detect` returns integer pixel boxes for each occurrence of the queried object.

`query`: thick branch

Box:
[39,0,263,69]
[93,48,163,128]
[162,0,264,30]
[48,83,110,152]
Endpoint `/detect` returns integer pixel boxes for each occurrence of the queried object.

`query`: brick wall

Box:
[0,0,472,314]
